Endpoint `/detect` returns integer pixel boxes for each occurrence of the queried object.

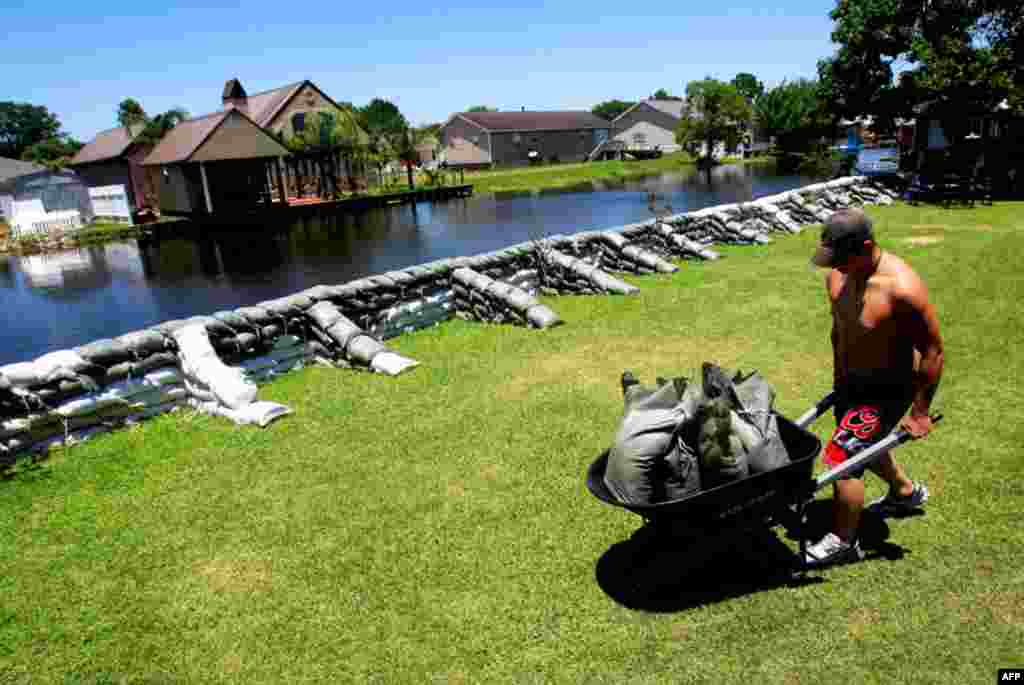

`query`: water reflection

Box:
[0,163,822,364]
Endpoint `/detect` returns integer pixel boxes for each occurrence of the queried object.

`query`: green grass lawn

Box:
[2,202,1022,684]
[464,153,700,194]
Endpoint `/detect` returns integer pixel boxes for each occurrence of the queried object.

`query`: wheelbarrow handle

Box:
[794,391,838,429]
[813,413,943,491]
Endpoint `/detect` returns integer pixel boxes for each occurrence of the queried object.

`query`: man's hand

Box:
[900,413,933,439]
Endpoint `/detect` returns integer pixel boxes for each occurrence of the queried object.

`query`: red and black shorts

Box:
[824,376,914,479]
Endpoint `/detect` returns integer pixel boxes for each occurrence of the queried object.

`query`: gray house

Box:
[438,111,611,168]
[610,99,686,154]
[0,158,93,223]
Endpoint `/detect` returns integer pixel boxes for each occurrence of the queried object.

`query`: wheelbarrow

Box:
[586,391,942,573]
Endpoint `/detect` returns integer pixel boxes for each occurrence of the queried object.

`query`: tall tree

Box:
[731,72,765,102]
[135,108,190,146]
[674,79,751,161]
[117,98,148,129]
[755,79,835,160]
[818,0,1023,127]
[0,102,62,159]
[359,98,409,139]
[591,99,635,121]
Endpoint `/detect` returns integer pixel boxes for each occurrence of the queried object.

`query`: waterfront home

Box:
[143,108,292,217]
[438,110,611,168]
[70,125,153,213]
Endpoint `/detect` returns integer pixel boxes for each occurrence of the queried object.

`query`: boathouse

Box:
[143,108,291,217]
[70,125,153,212]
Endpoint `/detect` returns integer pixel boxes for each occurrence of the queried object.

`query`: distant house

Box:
[143,108,292,217]
[1,158,93,226]
[438,111,612,168]
[610,99,686,154]
[70,125,152,212]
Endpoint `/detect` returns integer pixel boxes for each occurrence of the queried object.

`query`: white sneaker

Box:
[802,532,864,568]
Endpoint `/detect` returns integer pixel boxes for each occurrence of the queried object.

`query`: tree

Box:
[135,108,189,146]
[731,72,765,102]
[466,105,496,112]
[20,136,84,170]
[0,102,62,159]
[818,0,1024,127]
[359,98,409,139]
[117,98,147,129]
[653,88,671,99]
[755,79,833,153]
[674,79,752,161]
[591,99,635,121]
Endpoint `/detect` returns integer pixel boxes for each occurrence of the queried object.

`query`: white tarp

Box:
[88,185,133,224]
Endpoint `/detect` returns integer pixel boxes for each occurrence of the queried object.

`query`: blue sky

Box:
[5,0,838,142]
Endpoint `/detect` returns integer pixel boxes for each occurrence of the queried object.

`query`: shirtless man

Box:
[804,208,945,567]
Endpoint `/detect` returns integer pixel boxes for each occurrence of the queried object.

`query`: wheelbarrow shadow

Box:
[595,501,911,612]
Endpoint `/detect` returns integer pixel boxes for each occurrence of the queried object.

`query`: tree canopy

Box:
[674,79,751,160]
[358,98,409,139]
[818,0,1024,127]
[754,79,834,154]
[591,99,635,121]
[117,98,147,129]
[0,102,63,159]
[731,72,765,102]
[466,105,496,112]
[20,136,84,170]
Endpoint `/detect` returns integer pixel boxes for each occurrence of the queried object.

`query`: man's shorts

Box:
[824,374,914,479]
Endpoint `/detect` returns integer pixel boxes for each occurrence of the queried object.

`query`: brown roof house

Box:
[143,78,368,216]
[70,124,152,212]
[143,108,291,217]
[438,111,611,168]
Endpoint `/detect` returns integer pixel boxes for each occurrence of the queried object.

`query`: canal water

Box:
[0,163,823,365]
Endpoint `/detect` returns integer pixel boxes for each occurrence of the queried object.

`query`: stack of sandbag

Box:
[0,337,187,461]
[367,289,455,340]
[536,248,639,296]
[603,363,791,506]
[451,267,561,329]
[173,324,291,428]
[305,301,419,376]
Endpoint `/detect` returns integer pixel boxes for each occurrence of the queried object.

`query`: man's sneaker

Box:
[867,482,929,517]
[802,532,864,568]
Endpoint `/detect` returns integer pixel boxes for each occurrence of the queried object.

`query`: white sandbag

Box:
[183,378,217,403]
[369,352,420,376]
[33,350,92,378]
[0,417,30,439]
[54,395,99,419]
[187,398,292,428]
[0,362,43,388]
[174,325,257,410]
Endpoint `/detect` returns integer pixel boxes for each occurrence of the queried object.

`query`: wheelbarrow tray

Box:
[586,414,822,527]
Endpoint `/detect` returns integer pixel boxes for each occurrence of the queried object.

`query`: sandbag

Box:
[604,402,691,505]
[173,326,257,410]
[697,396,749,488]
[733,372,790,473]
[369,352,419,376]
[76,338,134,367]
[115,330,169,358]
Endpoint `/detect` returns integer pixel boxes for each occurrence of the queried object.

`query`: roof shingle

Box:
[142,112,229,165]
[71,125,143,165]
[457,111,610,132]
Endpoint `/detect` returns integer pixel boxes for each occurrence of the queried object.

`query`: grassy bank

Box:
[465,152,706,194]
[0,221,144,255]
[2,202,1022,683]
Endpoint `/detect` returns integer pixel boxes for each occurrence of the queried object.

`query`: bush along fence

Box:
[0,176,898,467]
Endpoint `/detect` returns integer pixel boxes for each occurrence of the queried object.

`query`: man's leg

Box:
[867,450,915,498]
[833,478,865,542]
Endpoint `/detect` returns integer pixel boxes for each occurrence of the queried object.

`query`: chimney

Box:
[222,78,248,110]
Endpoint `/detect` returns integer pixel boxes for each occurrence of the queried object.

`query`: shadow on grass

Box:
[595,500,919,612]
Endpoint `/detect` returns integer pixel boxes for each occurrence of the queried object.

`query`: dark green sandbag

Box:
[75,339,133,367]
[697,395,749,488]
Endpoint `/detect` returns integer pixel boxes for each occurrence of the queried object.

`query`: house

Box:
[910,100,1023,195]
[143,108,292,217]
[609,99,686,154]
[438,111,612,168]
[143,78,370,216]
[606,98,739,159]
[1,158,93,231]
[70,124,153,212]
[218,78,366,143]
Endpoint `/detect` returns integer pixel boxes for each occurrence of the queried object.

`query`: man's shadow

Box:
[595,500,916,612]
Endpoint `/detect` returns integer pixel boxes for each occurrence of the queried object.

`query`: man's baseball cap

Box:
[811,209,875,267]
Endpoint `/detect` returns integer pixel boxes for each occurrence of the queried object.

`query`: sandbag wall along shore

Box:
[0,176,897,465]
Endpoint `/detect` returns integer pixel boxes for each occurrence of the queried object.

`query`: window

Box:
[292,112,306,133]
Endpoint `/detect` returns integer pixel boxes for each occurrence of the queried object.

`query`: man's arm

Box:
[896,277,944,427]
[827,272,846,388]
